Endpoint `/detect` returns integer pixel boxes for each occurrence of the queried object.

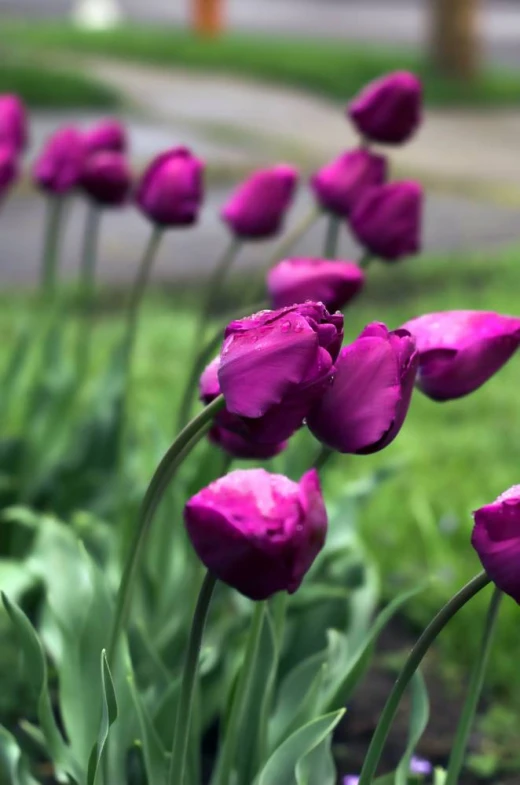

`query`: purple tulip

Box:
[350,181,422,262]
[343,778,360,785]
[0,94,27,154]
[136,146,204,227]
[308,322,417,454]
[184,468,327,600]
[32,126,85,195]
[401,310,520,401]
[0,144,18,200]
[410,756,433,776]
[81,151,132,207]
[218,302,343,443]
[267,258,365,312]
[472,486,520,603]
[221,164,298,239]
[311,148,387,217]
[200,357,288,459]
[83,119,127,154]
[348,70,423,145]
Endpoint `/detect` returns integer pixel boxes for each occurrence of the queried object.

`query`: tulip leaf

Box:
[127,675,168,785]
[295,725,337,785]
[86,651,118,785]
[0,560,37,602]
[256,710,345,785]
[395,668,430,785]
[0,726,38,785]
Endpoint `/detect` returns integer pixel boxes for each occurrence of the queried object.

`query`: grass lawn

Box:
[3,21,520,108]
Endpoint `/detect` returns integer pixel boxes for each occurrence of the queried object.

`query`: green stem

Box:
[270,591,288,647]
[357,571,491,785]
[40,196,65,300]
[324,214,341,259]
[314,445,334,472]
[124,225,164,361]
[107,395,226,667]
[445,587,502,785]
[214,602,265,785]
[359,252,374,269]
[76,204,101,382]
[168,571,217,785]
[197,237,242,341]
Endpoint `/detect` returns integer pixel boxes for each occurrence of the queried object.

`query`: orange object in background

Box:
[193,0,224,36]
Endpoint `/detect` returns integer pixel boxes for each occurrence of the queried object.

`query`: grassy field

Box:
[3,21,520,108]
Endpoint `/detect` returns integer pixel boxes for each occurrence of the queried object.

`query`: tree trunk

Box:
[429,0,481,81]
[193,0,225,37]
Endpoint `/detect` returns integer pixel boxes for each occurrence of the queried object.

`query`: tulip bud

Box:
[136,147,204,227]
[311,148,387,217]
[81,151,132,206]
[200,358,288,459]
[410,757,433,776]
[472,486,520,604]
[0,94,27,155]
[308,322,417,454]
[348,70,423,145]
[350,181,422,262]
[184,468,327,600]
[218,302,343,443]
[401,310,520,401]
[267,258,365,313]
[84,119,127,154]
[221,164,298,239]
[0,144,18,200]
[32,126,85,195]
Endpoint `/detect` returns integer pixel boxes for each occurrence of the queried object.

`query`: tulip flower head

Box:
[218,302,343,443]
[32,126,85,195]
[136,146,204,227]
[348,70,423,145]
[81,151,132,207]
[308,322,417,454]
[0,144,18,201]
[350,181,423,262]
[184,468,327,600]
[311,148,387,217]
[343,778,360,785]
[410,756,433,776]
[402,310,520,401]
[472,486,520,604]
[83,119,127,154]
[267,257,365,312]
[0,94,27,154]
[221,164,298,239]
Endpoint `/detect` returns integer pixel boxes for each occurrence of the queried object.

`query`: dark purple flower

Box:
[32,126,85,195]
[81,151,132,206]
[200,357,288,459]
[308,322,417,454]
[83,119,127,154]
[267,257,365,312]
[348,70,423,145]
[0,94,27,154]
[221,164,298,239]
[472,486,520,604]
[136,146,204,226]
[311,148,387,217]
[350,181,423,262]
[218,302,343,443]
[401,310,520,401]
[0,144,18,200]
[184,468,327,600]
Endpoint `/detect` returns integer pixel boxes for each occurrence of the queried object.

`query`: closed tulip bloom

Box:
[219,302,343,443]
[308,322,417,454]
[221,164,298,239]
[350,181,422,261]
[81,151,132,206]
[32,126,85,194]
[184,468,327,600]
[348,70,422,145]
[267,258,365,312]
[311,148,387,217]
[200,357,288,459]
[136,146,204,226]
[84,119,127,154]
[401,310,520,401]
[0,144,18,200]
[472,486,520,603]
[0,94,27,154]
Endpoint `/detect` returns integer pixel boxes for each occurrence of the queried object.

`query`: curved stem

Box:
[168,571,217,785]
[107,395,226,667]
[197,237,242,342]
[76,204,101,382]
[40,196,65,301]
[445,587,502,785]
[324,214,341,259]
[314,445,334,472]
[357,571,491,785]
[124,225,164,361]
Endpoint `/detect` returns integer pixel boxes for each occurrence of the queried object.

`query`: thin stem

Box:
[168,571,217,785]
[197,237,242,342]
[445,587,502,785]
[76,204,101,382]
[214,602,265,785]
[357,571,491,785]
[324,214,341,259]
[107,395,226,667]
[359,252,374,269]
[124,225,164,361]
[270,591,288,647]
[40,196,65,300]
[314,445,334,472]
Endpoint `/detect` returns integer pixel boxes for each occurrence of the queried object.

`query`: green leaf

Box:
[295,728,337,785]
[395,669,430,785]
[0,560,37,601]
[256,710,345,785]
[434,768,447,785]
[127,675,167,785]
[87,651,118,785]
[0,726,38,785]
